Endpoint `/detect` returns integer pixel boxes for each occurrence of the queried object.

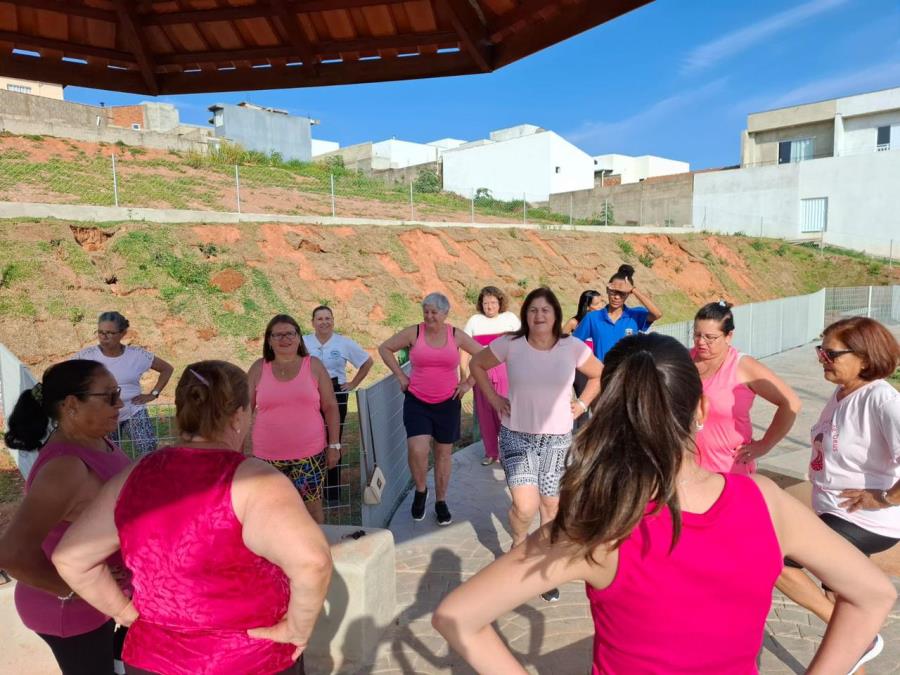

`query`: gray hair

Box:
[98,311,129,332]
[421,292,450,314]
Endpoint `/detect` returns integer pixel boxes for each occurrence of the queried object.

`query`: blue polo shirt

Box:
[573,306,652,362]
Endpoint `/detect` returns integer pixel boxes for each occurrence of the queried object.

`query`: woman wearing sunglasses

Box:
[691,301,801,474]
[777,317,900,672]
[0,360,131,674]
[573,264,663,362]
[75,311,174,456]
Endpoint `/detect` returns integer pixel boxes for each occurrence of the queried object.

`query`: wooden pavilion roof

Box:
[0,0,652,95]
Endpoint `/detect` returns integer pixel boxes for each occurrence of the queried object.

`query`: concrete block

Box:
[307,525,396,674]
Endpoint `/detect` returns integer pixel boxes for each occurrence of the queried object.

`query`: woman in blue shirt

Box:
[573,264,663,362]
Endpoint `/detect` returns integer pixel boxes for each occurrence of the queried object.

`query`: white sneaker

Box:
[849,634,883,674]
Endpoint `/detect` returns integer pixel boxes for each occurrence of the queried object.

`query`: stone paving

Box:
[366,334,900,674]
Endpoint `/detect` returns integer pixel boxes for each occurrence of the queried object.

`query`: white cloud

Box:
[682,0,850,75]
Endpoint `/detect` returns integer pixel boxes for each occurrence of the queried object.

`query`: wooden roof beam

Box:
[0,30,134,63]
[7,0,116,23]
[114,0,160,95]
[269,0,317,75]
[0,52,147,94]
[140,0,412,26]
[437,0,492,72]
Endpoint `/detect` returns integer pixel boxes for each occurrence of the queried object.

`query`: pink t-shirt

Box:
[408,323,460,404]
[252,358,326,461]
[489,334,591,435]
[587,474,783,674]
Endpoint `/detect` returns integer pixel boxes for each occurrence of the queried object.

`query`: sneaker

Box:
[411,489,428,521]
[435,500,452,526]
[849,634,883,674]
[540,588,560,602]
[481,457,496,466]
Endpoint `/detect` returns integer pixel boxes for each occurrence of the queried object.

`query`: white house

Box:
[441,124,595,202]
[694,86,900,257]
[592,154,690,184]
[311,139,340,157]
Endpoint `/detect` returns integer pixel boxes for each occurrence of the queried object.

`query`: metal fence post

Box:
[867,285,873,318]
[604,198,609,226]
[234,164,241,214]
[523,192,527,225]
[330,173,335,217]
[569,194,573,226]
[759,216,763,238]
[470,189,475,223]
[409,182,414,221]
[890,239,894,271]
[111,154,119,207]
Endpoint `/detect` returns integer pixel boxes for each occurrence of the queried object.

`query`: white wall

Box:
[548,134,598,197]
[842,110,900,154]
[371,139,437,169]
[593,154,690,184]
[311,139,340,157]
[836,87,900,118]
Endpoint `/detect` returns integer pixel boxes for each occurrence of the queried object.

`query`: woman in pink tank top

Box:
[52,360,333,675]
[248,314,340,524]
[379,292,483,526]
[435,333,896,674]
[0,360,131,675]
[691,301,800,474]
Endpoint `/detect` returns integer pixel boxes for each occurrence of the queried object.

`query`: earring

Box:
[695,421,704,431]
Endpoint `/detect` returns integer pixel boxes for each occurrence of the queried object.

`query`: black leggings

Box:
[38,620,116,675]
[324,377,349,503]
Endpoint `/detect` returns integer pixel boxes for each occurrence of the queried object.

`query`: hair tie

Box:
[189,368,210,387]
[31,382,43,404]
[718,299,727,307]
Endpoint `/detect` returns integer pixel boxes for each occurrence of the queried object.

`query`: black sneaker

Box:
[540,588,560,602]
[411,488,428,521]
[435,500,452,526]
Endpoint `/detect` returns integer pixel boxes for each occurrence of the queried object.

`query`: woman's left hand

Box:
[131,393,156,405]
[325,447,340,470]
[735,441,769,464]
[453,381,473,399]
[339,383,354,392]
[839,489,889,512]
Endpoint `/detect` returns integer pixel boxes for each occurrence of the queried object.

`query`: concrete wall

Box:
[747,99,836,134]
[211,104,312,161]
[371,139,438,169]
[592,154,690,184]
[371,161,441,186]
[319,142,374,171]
[743,120,835,166]
[0,77,63,99]
[110,105,144,130]
[843,110,900,154]
[548,172,693,226]
[142,103,180,133]
[312,139,340,157]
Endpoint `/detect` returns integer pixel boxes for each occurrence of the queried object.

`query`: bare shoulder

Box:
[247,358,264,377]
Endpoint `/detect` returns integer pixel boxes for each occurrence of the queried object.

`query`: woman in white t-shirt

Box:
[469,287,603,602]
[75,312,173,456]
[777,316,900,670]
[462,286,520,466]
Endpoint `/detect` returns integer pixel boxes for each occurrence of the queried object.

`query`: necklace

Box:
[274,358,298,378]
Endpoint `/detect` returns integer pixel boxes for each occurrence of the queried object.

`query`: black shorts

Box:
[403,392,461,445]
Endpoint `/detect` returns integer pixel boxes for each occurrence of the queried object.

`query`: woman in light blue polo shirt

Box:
[573,264,663,362]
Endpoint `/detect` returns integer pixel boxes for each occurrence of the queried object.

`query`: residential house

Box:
[592,154,690,185]
[208,102,315,161]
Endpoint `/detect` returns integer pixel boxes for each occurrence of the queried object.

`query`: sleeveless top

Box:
[693,347,757,475]
[116,447,294,675]
[252,357,326,461]
[15,440,131,637]
[408,323,460,404]
[587,474,782,674]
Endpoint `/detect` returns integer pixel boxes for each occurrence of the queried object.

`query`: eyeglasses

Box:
[815,345,854,363]
[693,333,725,344]
[96,330,121,338]
[80,387,122,406]
[271,331,298,341]
[606,287,630,299]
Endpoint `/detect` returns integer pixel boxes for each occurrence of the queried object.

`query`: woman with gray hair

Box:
[379,292,483,526]
[75,311,174,456]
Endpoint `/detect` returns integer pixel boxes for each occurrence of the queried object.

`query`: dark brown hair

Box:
[311,305,333,320]
[694,300,735,334]
[609,263,635,285]
[175,361,249,441]
[262,314,307,362]
[823,316,900,381]
[476,286,508,314]
[510,287,564,342]
[552,333,702,557]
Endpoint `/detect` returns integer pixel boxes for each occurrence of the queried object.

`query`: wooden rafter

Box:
[140,0,412,26]
[438,0,491,72]
[269,0,317,75]
[113,1,159,94]
[0,30,133,63]
[11,0,115,23]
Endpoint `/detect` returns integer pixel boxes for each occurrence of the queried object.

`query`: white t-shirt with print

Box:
[74,345,155,422]
[809,379,900,538]
[463,311,520,338]
[302,333,370,384]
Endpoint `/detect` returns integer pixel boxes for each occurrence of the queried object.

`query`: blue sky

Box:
[64,0,900,169]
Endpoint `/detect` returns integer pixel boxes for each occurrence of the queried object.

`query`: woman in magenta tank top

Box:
[52,360,333,675]
[691,301,800,474]
[434,333,895,674]
[0,360,132,675]
[379,292,483,526]
[248,314,341,524]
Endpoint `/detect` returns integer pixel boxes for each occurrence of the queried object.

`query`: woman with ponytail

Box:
[434,333,896,674]
[52,361,333,675]
[0,360,131,674]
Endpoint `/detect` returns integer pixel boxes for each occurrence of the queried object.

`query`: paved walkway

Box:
[368,334,900,674]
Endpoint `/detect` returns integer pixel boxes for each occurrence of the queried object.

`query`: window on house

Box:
[555,166,561,173]
[877,126,890,151]
[778,138,814,164]
[7,84,31,94]
[800,197,827,233]
[131,123,141,130]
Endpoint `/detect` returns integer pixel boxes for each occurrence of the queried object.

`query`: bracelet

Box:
[57,591,75,601]
[576,398,589,413]
[880,489,897,507]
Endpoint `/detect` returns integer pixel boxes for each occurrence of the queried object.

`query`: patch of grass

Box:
[750,240,767,252]
[889,370,899,391]
[617,239,635,257]
[23,134,44,142]
[638,252,655,268]
[0,292,37,318]
[0,260,38,288]
[774,244,789,257]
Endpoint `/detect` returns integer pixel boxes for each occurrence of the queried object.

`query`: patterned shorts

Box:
[499,426,571,497]
[264,452,327,503]
[112,408,157,457]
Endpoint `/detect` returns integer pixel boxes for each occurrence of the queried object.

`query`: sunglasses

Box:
[80,387,123,406]
[606,287,630,299]
[815,345,854,363]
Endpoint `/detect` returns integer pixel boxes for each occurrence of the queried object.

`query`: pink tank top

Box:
[693,347,757,474]
[252,357,326,460]
[15,440,131,637]
[408,323,460,403]
[587,474,782,674]
[115,447,294,675]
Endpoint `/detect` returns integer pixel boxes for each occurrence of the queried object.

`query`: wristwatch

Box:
[328,443,342,451]
[150,389,160,398]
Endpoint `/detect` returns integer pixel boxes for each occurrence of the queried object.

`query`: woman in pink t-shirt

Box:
[0,359,131,675]
[469,287,602,601]
[691,301,800,473]
[435,333,896,674]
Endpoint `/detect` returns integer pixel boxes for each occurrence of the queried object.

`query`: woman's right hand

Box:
[490,395,511,417]
[396,372,410,392]
[247,618,307,661]
[112,600,139,627]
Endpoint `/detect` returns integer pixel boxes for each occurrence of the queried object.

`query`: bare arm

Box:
[754,476,896,674]
[133,356,175,405]
[247,359,263,412]
[737,357,801,464]
[52,467,138,626]
[631,287,662,323]
[378,326,416,391]
[0,456,99,596]
[469,347,509,416]
[312,358,341,467]
[239,460,333,660]
[453,328,483,398]
[573,355,603,418]
[342,357,374,392]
